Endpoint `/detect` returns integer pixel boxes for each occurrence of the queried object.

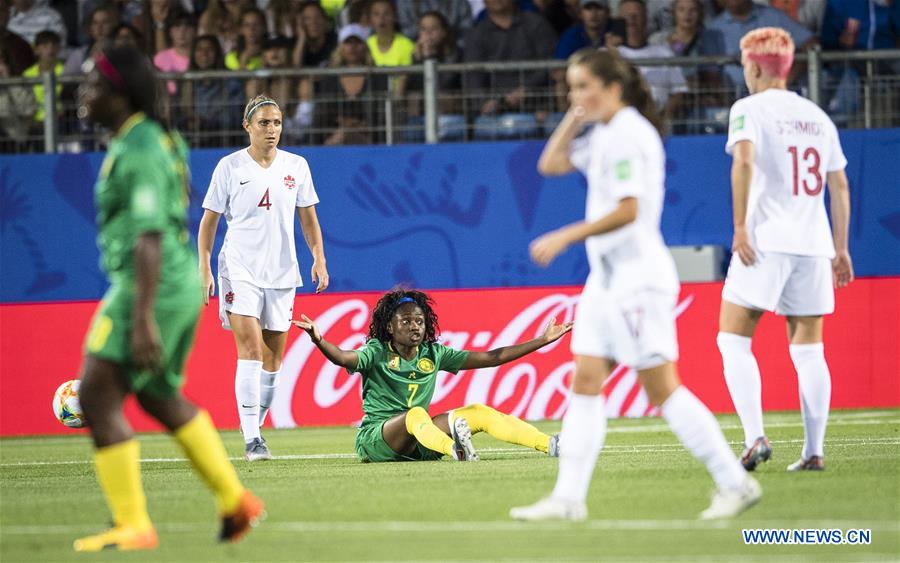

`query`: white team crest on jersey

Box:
[284,175,296,190]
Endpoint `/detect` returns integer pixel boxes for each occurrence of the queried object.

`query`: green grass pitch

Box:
[2,409,898,561]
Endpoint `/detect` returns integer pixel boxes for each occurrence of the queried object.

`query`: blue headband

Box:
[392,296,417,311]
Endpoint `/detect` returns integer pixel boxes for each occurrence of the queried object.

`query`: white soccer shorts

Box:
[570,281,679,371]
[218,277,295,332]
[722,251,834,316]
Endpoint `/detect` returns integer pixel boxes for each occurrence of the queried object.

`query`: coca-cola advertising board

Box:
[1,279,897,436]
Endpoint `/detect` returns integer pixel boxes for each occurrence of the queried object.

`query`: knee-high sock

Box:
[789,343,831,459]
[405,406,454,457]
[717,332,765,447]
[174,410,245,514]
[662,386,746,491]
[94,440,153,530]
[235,359,263,441]
[259,368,279,427]
[451,403,550,453]
[551,393,607,504]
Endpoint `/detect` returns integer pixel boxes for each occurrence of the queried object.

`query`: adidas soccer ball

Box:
[52,380,85,428]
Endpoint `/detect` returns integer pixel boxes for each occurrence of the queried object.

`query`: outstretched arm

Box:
[292,314,358,370]
[460,319,572,369]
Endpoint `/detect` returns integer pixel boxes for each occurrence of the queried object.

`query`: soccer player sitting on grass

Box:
[293,289,572,462]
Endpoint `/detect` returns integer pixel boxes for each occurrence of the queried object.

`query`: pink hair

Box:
[740,27,794,79]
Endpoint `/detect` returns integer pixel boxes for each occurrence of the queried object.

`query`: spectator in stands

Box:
[145,0,182,55]
[368,0,415,96]
[7,0,67,47]
[339,0,371,28]
[247,35,295,106]
[0,41,37,151]
[821,0,900,52]
[64,3,117,75]
[265,0,298,37]
[700,0,815,89]
[312,24,387,145]
[406,10,463,118]
[178,34,244,146]
[555,0,612,60]
[225,7,266,70]
[396,0,473,41]
[649,0,705,58]
[198,0,254,53]
[769,0,826,35]
[112,21,145,51]
[291,1,337,68]
[617,0,688,121]
[0,0,36,75]
[22,29,63,127]
[464,0,557,116]
[153,11,195,94]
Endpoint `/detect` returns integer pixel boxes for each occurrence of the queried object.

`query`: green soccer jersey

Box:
[355,339,469,425]
[94,113,196,292]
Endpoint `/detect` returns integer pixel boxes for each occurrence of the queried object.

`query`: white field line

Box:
[3,519,899,536]
[3,412,897,447]
[0,437,897,467]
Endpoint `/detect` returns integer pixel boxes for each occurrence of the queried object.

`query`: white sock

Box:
[551,393,607,504]
[235,359,263,442]
[662,386,746,491]
[790,343,831,459]
[717,332,765,447]
[259,368,279,427]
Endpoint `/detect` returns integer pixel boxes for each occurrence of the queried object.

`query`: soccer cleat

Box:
[244,437,273,461]
[740,436,772,471]
[548,434,561,457]
[700,476,762,520]
[786,455,824,471]
[450,416,479,461]
[73,525,159,552]
[509,497,587,522]
[220,490,266,543]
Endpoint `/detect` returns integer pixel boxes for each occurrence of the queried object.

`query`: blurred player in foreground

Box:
[75,45,263,552]
[717,27,853,472]
[198,94,328,461]
[294,289,571,462]
[511,48,759,521]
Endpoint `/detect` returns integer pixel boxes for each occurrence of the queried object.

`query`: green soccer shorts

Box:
[355,419,445,463]
[84,282,201,398]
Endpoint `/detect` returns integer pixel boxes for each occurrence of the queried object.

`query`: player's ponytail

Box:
[96,45,169,131]
[568,48,664,135]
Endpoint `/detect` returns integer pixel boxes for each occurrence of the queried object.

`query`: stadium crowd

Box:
[2,0,899,148]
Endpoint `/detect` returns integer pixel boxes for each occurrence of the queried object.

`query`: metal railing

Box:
[1,49,898,153]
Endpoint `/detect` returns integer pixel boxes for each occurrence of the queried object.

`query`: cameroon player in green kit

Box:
[74,46,263,551]
[294,290,573,462]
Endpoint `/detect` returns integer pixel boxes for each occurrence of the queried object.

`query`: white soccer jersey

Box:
[203,148,320,288]
[726,89,847,258]
[569,106,679,296]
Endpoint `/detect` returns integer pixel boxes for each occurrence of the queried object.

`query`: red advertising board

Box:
[2,279,897,436]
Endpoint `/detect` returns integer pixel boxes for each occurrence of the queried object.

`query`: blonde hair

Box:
[740,27,794,79]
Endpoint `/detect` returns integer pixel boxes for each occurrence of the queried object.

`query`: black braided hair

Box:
[100,44,169,130]
[367,289,440,344]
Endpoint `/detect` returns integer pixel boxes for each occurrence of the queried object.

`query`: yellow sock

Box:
[94,440,153,530]
[174,410,244,514]
[405,406,455,457]
[452,403,551,453]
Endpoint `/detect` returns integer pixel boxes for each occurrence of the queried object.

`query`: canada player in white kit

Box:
[510,49,759,522]
[198,95,329,461]
[718,28,853,473]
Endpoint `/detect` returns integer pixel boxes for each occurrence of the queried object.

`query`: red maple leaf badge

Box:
[225,291,235,304]
[284,175,296,189]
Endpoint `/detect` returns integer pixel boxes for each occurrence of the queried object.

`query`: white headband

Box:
[245,100,279,120]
